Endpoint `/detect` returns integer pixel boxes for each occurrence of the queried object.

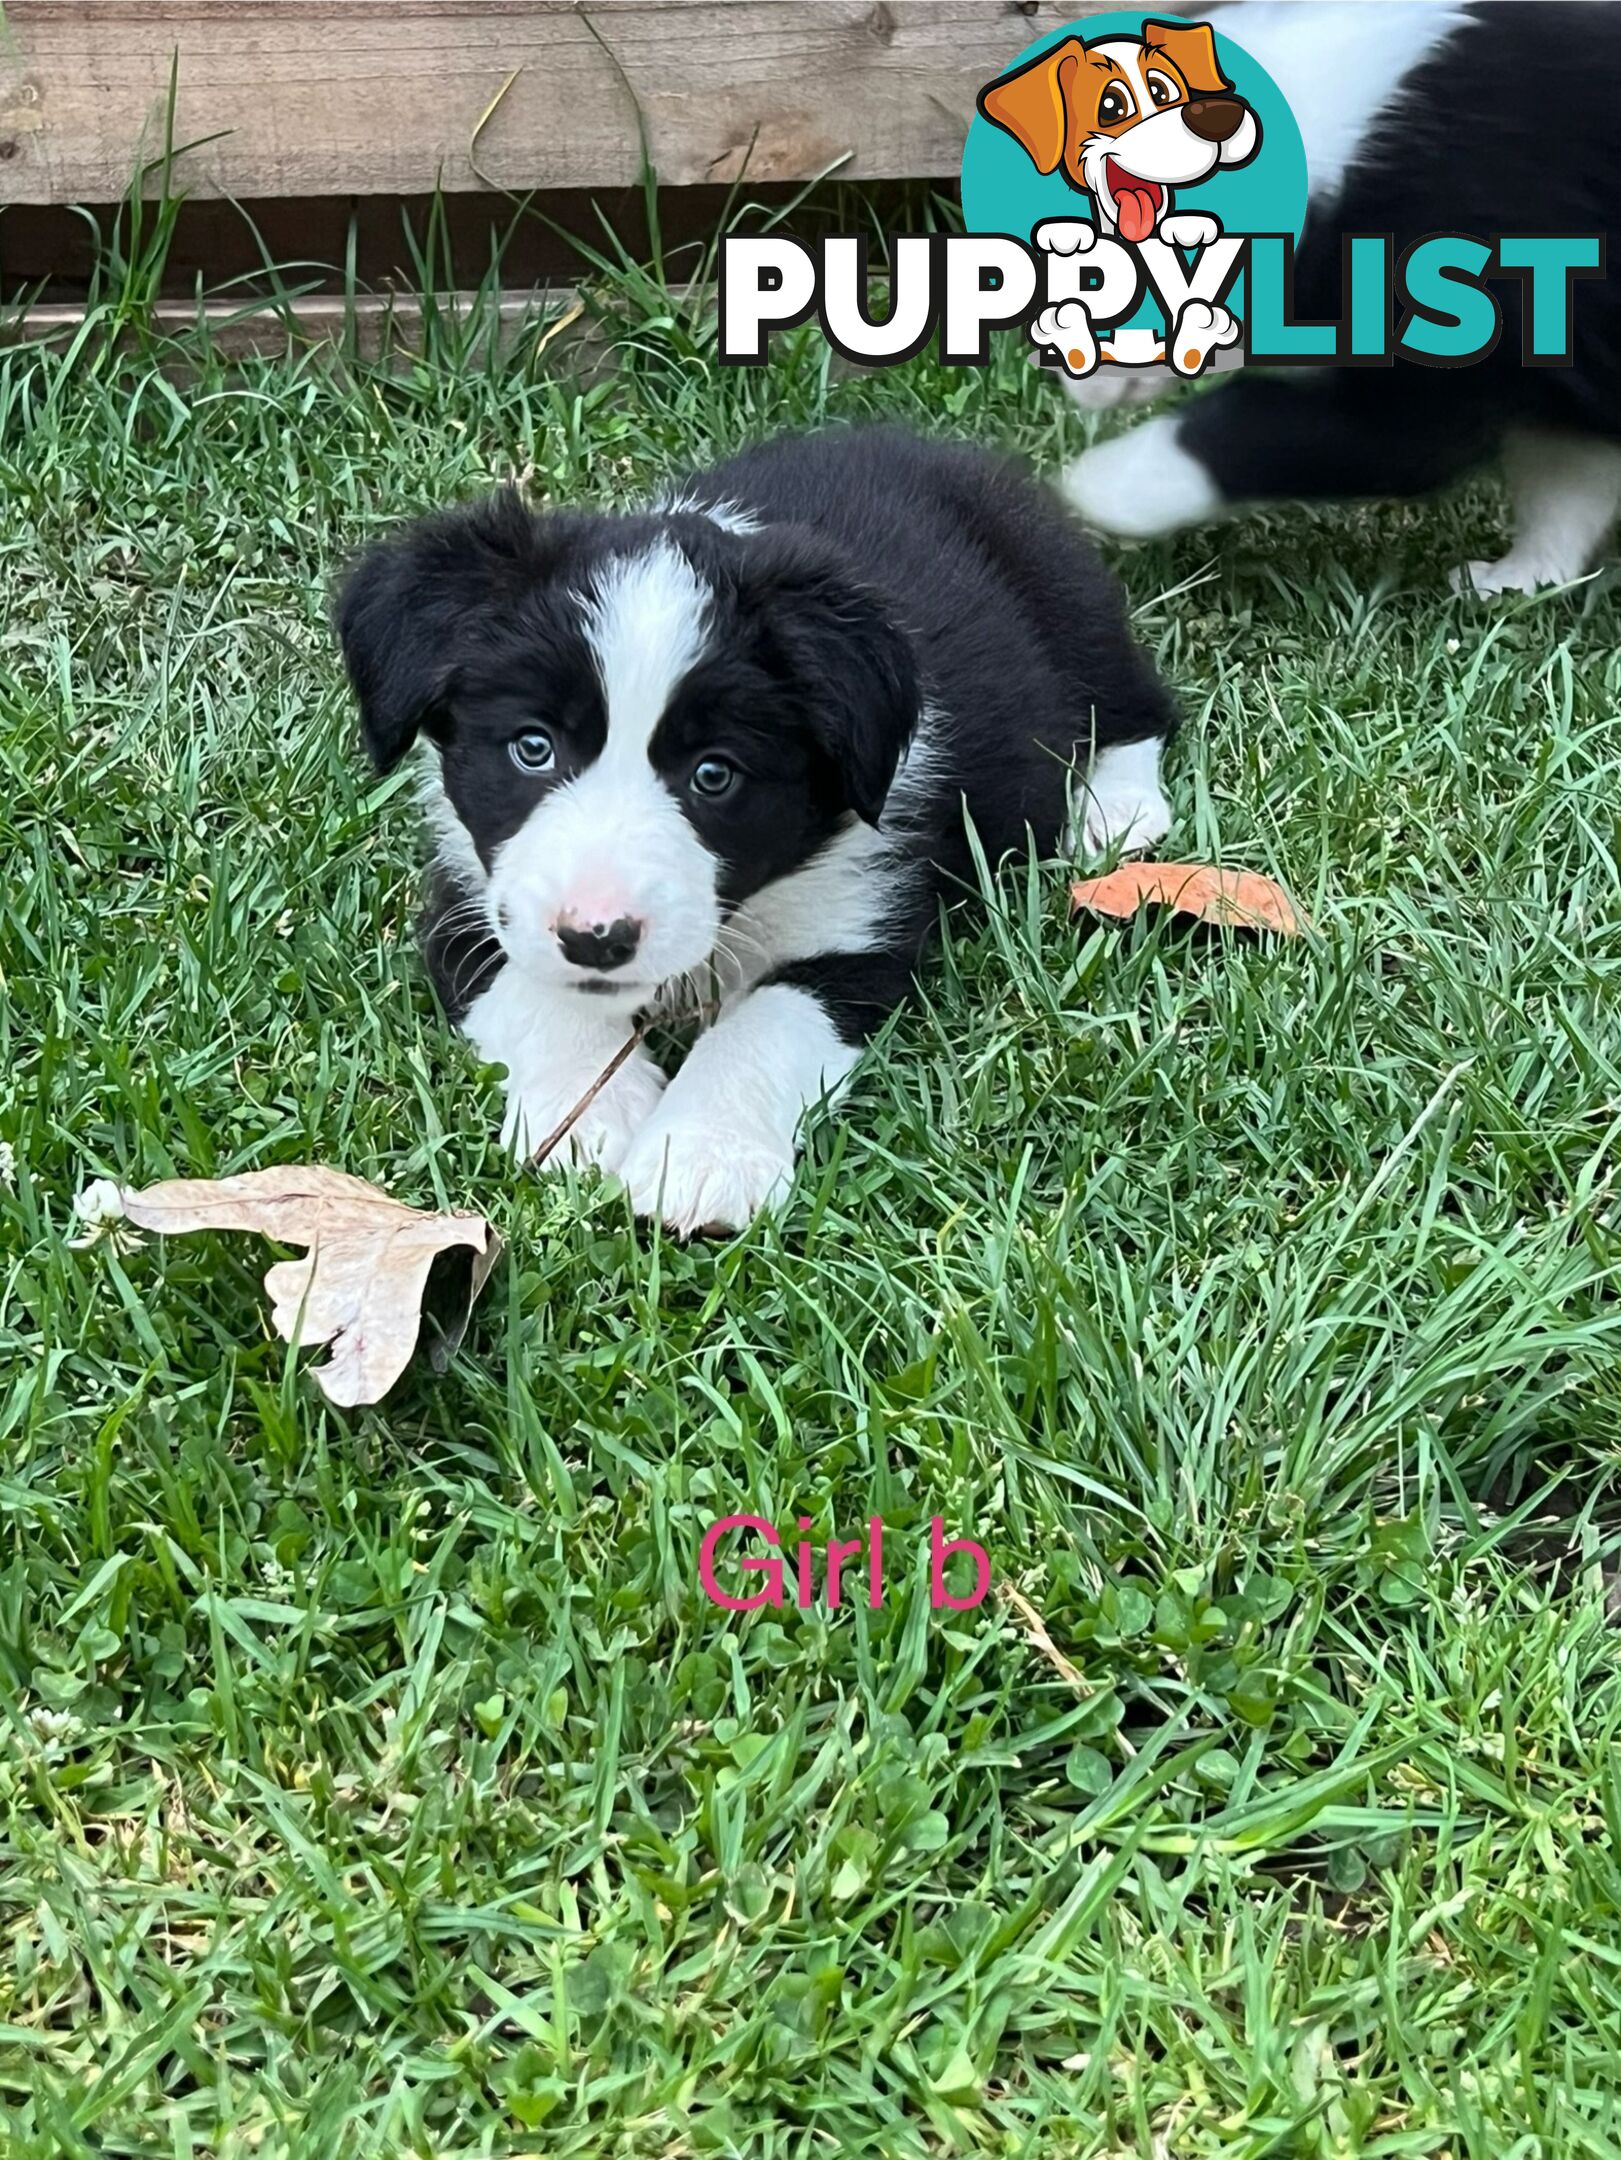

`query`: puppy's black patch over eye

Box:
[510,728,556,774]
[690,755,739,800]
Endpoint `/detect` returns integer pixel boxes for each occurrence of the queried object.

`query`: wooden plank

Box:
[0,184,798,300]
[0,1,1104,208]
[3,287,595,360]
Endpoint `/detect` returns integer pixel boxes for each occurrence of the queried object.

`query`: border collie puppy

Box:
[336,427,1176,1234]
[1063,2,1621,595]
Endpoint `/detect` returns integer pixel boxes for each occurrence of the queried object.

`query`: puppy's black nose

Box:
[1184,96,1246,143]
[557,916,642,972]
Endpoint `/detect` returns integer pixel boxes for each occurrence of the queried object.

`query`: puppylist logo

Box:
[718,13,1603,374]
[972,12,1278,382]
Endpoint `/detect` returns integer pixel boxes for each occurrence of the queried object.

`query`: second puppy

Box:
[337,426,1176,1234]
[1062,2,1621,595]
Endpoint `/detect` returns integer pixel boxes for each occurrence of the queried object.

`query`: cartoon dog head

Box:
[977,18,1260,242]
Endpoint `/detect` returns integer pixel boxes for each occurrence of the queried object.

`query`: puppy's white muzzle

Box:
[486,762,722,996]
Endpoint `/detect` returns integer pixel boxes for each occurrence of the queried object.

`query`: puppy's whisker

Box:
[434,906,495,943]
[711,920,772,974]
[426,888,497,931]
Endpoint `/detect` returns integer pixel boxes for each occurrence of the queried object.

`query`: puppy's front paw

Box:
[504,1051,667,1175]
[1449,554,1584,597]
[1169,298,1240,377]
[1032,219,1097,256]
[1068,783,1173,858]
[1032,300,1098,379]
[1159,212,1220,250]
[619,1111,795,1237]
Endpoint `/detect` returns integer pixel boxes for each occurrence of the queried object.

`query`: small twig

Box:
[999,1582,1091,1696]
[528,1026,648,1169]
[524,993,715,1171]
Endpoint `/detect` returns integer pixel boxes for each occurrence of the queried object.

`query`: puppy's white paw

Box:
[1169,298,1240,377]
[1062,415,1224,538]
[504,1051,667,1175]
[1032,300,1098,378]
[619,1111,795,1237]
[1067,783,1173,858]
[1449,554,1586,597]
[1159,212,1220,250]
[1033,219,1097,256]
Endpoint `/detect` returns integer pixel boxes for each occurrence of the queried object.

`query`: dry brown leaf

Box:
[1071,861,1306,936]
[113,1167,500,1407]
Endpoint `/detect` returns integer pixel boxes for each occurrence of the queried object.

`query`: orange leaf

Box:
[1070,862,1306,936]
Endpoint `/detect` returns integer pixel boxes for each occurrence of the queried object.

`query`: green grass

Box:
[3,249,1621,2159]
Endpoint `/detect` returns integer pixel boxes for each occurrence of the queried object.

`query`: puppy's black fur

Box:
[1178,3,1619,508]
[341,425,1176,1044]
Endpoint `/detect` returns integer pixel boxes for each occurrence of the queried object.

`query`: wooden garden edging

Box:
[0,1,1095,205]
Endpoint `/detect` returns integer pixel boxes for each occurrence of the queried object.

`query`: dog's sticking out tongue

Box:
[1105,162,1163,244]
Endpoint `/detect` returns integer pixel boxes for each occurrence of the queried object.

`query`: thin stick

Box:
[528,1027,648,1169]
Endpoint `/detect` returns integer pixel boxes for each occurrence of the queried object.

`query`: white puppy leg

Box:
[1452,430,1621,595]
[462,969,666,1171]
[618,984,859,1235]
[1063,412,1226,538]
[1065,736,1173,857]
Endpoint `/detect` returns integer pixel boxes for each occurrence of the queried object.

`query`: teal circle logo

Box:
[961,13,1307,348]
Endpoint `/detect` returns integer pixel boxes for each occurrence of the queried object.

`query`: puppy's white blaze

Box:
[619,984,859,1232]
[1204,1,1470,202]
[579,539,713,764]
[1062,414,1225,538]
[487,539,723,986]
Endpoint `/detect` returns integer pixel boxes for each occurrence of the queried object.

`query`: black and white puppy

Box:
[337,427,1176,1234]
[1064,2,1621,595]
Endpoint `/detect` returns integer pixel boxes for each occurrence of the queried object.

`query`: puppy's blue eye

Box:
[510,729,555,774]
[691,756,738,799]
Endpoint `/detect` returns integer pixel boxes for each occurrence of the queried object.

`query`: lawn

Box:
[3,255,1621,2159]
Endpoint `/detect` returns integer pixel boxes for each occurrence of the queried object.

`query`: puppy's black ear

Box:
[334,538,446,774]
[737,535,920,825]
[334,490,547,774]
